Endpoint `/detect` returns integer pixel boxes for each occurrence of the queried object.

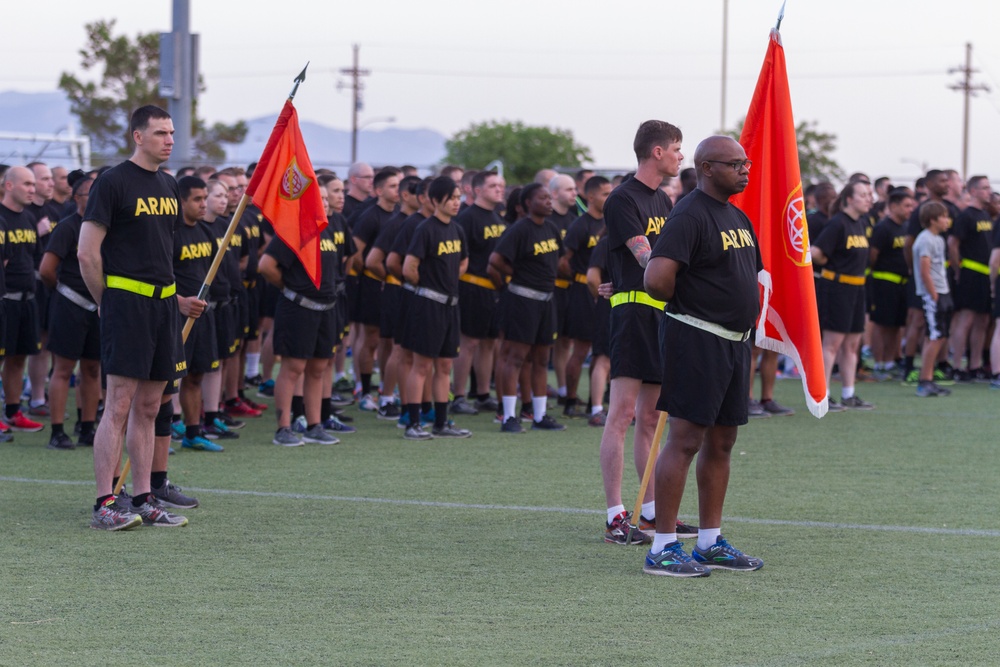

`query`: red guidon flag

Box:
[246,99,327,287]
[731,29,828,417]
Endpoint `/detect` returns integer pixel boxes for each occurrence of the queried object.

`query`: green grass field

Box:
[2,376,999,666]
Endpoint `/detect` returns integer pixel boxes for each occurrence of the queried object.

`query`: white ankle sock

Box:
[697,527,722,551]
[502,396,517,421]
[606,504,625,524]
[640,501,655,520]
[651,533,678,552]
[532,396,548,420]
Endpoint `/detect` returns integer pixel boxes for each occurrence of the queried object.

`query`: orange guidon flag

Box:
[246,99,327,288]
[731,28,828,418]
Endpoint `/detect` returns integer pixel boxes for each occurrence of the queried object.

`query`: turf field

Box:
[2,376,999,666]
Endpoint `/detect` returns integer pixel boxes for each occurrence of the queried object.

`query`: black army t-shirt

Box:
[389,214,426,261]
[200,218,232,302]
[44,212,89,295]
[652,189,762,333]
[563,213,605,276]
[493,217,562,292]
[406,216,468,297]
[0,203,39,292]
[454,204,506,277]
[952,206,993,265]
[547,208,577,240]
[605,175,672,292]
[264,224,339,302]
[589,235,609,282]
[869,217,908,277]
[83,160,179,286]
[372,210,409,264]
[814,211,869,277]
[906,199,961,240]
[327,212,356,283]
[353,204,394,259]
[173,221,216,297]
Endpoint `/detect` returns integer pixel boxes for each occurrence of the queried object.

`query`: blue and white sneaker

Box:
[358,393,378,412]
[292,415,308,434]
[181,434,224,452]
[691,536,764,571]
[643,541,710,577]
[323,415,356,434]
[170,420,185,442]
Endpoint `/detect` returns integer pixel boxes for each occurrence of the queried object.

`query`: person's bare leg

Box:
[122,379,168,497]
[49,355,76,429]
[452,334,479,398]
[599,377,640,509]
[694,425,739,529]
[27,344,50,408]
[589,355,610,414]
[653,416,708,532]
[303,358,330,425]
[553,336,571,398]
[274,358,306,428]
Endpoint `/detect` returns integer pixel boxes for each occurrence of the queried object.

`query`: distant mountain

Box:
[0,91,447,169]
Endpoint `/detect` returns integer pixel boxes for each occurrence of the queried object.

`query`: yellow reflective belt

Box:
[385,275,402,286]
[363,269,383,282]
[459,273,496,290]
[105,275,176,299]
[609,290,666,310]
[960,258,990,275]
[574,273,588,284]
[554,278,571,289]
[820,269,866,286]
[871,271,904,284]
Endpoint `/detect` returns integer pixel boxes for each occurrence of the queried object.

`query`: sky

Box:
[5,0,1000,185]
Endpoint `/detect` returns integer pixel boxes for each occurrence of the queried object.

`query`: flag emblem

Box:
[279,156,311,201]
[783,184,810,266]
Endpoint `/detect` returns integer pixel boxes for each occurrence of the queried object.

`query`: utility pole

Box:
[338,44,370,164]
[720,0,729,133]
[160,0,198,168]
[948,42,989,180]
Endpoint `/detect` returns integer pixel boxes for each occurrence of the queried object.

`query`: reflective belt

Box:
[335,282,347,296]
[609,290,666,310]
[56,282,98,312]
[347,267,359,277]
[105,275,176,299]
[460,273,496,290]
[508,283,553,302]
[363,269,382,282]
[385,275,402,286]
[665,311,751,342]
[554,278,571,289]
[281,287,336,311]
[574,273,589,285]
[402,283,416,293]
[2,290,35,302]
[819,269,865,286]
[242,279,257,289]
[960,258,990,276]
[871,271,905,285]
[414,286,459,306]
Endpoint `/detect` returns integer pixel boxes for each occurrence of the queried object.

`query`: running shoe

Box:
[333,376,355,393]
[826,398,846,413]
[951,368,972,383]
[47,431,75,450]
[562,403,589,419]
[90,497,142,531]
[244,373,263,388]
[273,427,304,447]
[637,515,699,539]
[691,536,764,571]
[500,416,524,434]
[0,432,12,443]
[132,498,189,527]
[28,403,51,417]
[403,424,433,441]
[358,393,378,412]
[0,419,10,435]
[170,420,185,442]
[902,369,920,385]
[217,413,246,430]
[916,381,951,397]
[333,408,354,423]
[643,541,710,577]
[256,379,275,397]
[532,415,566,431]
[323,415,356,434]
[747,399,770,419]
[519,409,534,423]
[303,424,339,444]
[932,369,955,385]
[421,408,435,424]
[841,395,874,410]
[241,396,268,412]
[330,392,354,408]
[377,403,401,420]
[474,396,498,412]
[5,411,44,432]
[182,434,224,452]
[761,399,794,416]
[151,480,199,509]
[432,424,472,438]
[204,420,240,440]
[450,397,479,415]
[587,411,607,427]
[290,415,307,433]
[397,412,410,429]
[972,367,993,383]
[224,398,262,418]
[605,511,650,545]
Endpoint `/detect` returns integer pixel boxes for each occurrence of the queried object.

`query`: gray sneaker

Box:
[432,424,472,438]
[403,425,433,441]
[841,395,874,410]
[151,480,200,509]
[761,399,794,416]
[273,427,304,447]
[474,396,499,412]
[747,399,770,418]
[90,498,142,531]
[303,424,340,444]
[376,403,401,420]
[449,397,479,415]
[132,499,189,527]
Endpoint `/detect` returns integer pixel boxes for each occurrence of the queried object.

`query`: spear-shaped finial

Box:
[289,62,310,100]
[775,0,786,31]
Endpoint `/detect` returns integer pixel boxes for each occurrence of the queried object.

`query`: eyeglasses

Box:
[704,159,752,171]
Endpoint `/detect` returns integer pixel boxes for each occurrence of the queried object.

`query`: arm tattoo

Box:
[625,235,652,269]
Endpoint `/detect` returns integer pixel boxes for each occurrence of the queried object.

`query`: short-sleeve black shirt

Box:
[563,213,605,276]
[605,175,672,292]
[547,208,577,241]
[454,204,507,276]
[652,189,763,332]
[82,160,179,286]
[173,221,216,297]
[0,203,39,292]
[906,198,962,239]
[806,209,829,248]
[326,212,355,283]
[589,236,609,283]
[952,206,993,265]
[264,224,339,301]
[372,210,409,258]
[200,218,232,301]
[814,211,869,276]
[389,214,426,259]
[240,208,262,279]
[353,204,394,260]
[406,216,468,296]
[44,212,89,295]
[869,217,908,277]
[493,217,562,292]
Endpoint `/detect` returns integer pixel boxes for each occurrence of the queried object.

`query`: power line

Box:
[949,42,990,179]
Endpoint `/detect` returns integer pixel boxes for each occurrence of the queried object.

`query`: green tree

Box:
[59,19,246,162]
[444,120,593,184]
[726,118,844,184]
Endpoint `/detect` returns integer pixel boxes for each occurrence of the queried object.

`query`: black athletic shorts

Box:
[355,275,382,328]
[47,291,100,361]
[953,269,991,314]
[261,282,279,319]
[922,292,954,342]
[817,279,865,334]
[869,278,908,328]
[657,316,750,427]
[458,281,499,340]
[394,288,412,346]
[243,279,262,340]
[35,279,51,332]
[498,290,556,346]
[183,309,219,375]
[100,288,184,382]
[379,283,401,340]
[235,288,249,339]
[401,297,460,359]
[273,296,337,360]
[992,277,1000,319]
[565,282,596,341]
[214,301,238,360]
[335,287,349,343]
[591,297,611,358]
[609,302,662,384]
[2,297,40,356]
[554,284,570,336]
[905,277,922,310]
